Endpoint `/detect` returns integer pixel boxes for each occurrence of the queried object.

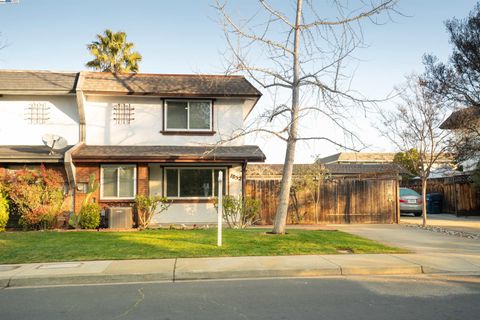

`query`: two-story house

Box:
[0,70,265,225]
[440,106,480,172]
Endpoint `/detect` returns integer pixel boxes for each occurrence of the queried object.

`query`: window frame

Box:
[163,166,228,199]
[163,99,213,132]
[100,164,137,200]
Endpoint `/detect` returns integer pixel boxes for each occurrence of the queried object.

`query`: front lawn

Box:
[0,229,405,264]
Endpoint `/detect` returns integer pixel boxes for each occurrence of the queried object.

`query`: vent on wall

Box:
[113,103,135,125]
[25,102,49,124]
[105,207,133,229]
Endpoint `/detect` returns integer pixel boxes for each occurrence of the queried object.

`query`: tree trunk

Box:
[272,0,303,234]
[421,178,428,227]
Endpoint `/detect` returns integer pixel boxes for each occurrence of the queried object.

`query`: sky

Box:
[0,0,478,163]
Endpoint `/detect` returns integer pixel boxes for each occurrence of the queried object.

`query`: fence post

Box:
[217,171,223,247]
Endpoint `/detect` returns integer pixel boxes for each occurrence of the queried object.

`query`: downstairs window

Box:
[164,167,227,198]
[100,165,136,199]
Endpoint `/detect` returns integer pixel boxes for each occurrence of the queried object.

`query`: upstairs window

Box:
[165,100,212,131]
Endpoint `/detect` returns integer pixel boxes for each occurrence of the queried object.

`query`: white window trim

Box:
[164,99,213,131]
[163,166,227,199]
[100,164,137,200]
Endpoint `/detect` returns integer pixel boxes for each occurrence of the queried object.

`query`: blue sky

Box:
[0,0,478,163]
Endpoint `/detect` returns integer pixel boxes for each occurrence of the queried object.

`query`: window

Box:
[165,100,212,131]
[100,165,136,199]
[164,167,226,198]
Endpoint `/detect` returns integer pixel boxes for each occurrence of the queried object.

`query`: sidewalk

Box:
[2,252,480,288]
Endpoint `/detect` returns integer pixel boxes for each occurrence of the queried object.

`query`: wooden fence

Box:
[402,175,480,215]
[246,178,399,225]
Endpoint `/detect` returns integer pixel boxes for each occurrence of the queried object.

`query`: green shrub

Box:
[214,196,261,228]
[71,174,99,229]
[79,203,101,229]
[134,195,170,229]
[0,190,9,232]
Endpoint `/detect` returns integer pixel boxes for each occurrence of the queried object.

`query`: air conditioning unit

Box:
[105,207,133,229]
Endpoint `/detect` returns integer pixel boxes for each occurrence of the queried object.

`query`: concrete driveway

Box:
[333,224,480,255]
[401,213,480,234]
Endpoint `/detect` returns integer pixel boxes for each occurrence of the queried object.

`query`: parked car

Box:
[399,188,423,216]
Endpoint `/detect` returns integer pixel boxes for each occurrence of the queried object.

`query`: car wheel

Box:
[414,212,422,217]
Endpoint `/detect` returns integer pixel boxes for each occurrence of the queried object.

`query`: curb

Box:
[1,266,428,288]
[3,252,480,288]
[6,273,172,288]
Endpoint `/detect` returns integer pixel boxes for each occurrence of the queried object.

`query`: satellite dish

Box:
[42,133,68,155]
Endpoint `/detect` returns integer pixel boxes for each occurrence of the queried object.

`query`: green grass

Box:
[0,229,405,264]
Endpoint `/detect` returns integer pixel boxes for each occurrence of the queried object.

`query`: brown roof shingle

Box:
[247,163,406,177]
[80,72,262,97]
[73,145,266,162]
[317,152,396,164]
[0,70,78,94]
[0,70,262,98]
[440,106,480,129]
[0,145,71,163]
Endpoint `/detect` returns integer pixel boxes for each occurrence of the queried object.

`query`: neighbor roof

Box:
[247,163,406,177]
[0,145,71,163]
[79,72,262,97]
[317,152,396,164]
[72,145,266,162]
[440,106,480,129]
[0,70,79,94]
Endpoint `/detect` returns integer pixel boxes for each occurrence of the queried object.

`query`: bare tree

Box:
[376,75,451,227]
[215,0,398,234]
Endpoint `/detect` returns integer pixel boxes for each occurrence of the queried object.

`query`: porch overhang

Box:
[0,145,71,163]
[71,145,266,163]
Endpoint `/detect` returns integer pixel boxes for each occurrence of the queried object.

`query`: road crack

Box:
[113,287,145,319]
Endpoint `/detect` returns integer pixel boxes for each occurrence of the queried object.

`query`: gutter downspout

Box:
[76,72,87,142]
[63,72,86,214]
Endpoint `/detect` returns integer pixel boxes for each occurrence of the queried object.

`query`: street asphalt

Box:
[1,275,479,320]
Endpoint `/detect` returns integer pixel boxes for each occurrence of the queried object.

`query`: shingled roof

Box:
[247,163,406,178]
[0,70,262,98]
[317,152,396,164]
[72,145,266,162]
[0,145,71,163]
[440,106,480,129]
[0,70,78,94]
[79,72,262,97]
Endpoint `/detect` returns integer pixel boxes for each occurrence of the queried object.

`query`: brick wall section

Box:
[74,163,101,213]
[73,163,149,214]
[137,163,149,196]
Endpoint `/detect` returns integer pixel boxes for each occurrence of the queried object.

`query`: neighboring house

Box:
[440,106,480,171]
[0,70,265,225]
[247,163,406,179]
[317,152,453,171]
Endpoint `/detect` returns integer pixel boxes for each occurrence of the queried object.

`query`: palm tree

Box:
[86,29,142,73]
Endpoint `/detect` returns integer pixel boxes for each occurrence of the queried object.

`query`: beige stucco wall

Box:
[0,95,79,145]
[84,95,247,146]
